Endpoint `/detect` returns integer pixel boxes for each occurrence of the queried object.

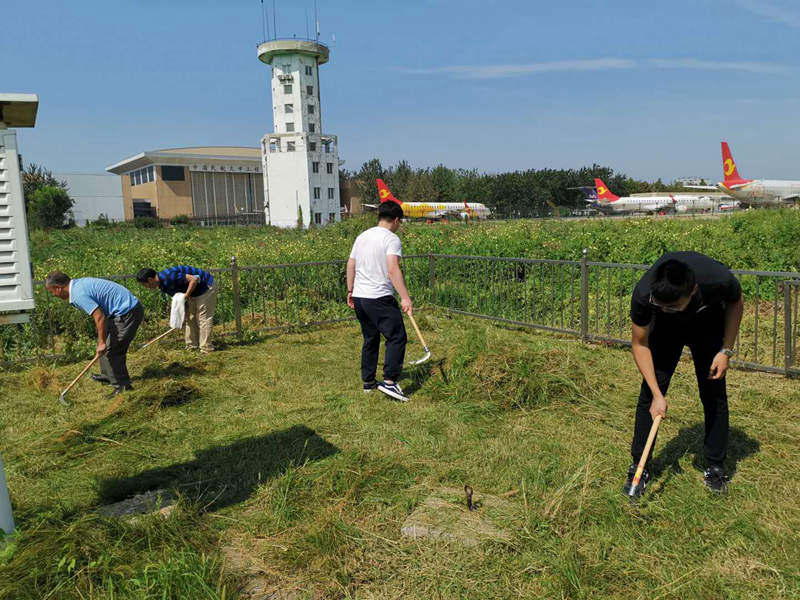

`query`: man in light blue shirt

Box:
[45,271,144,396]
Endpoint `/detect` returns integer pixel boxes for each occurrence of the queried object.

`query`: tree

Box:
[26,185,74,229]
[22,163,67,208]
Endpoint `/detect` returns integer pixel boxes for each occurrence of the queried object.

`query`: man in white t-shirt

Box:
[346,201,413,401]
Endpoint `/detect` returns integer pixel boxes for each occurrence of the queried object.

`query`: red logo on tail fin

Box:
[594,178,620,202]
[376,179,402,205]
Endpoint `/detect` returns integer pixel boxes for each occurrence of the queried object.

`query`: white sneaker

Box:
[378,381,409,402]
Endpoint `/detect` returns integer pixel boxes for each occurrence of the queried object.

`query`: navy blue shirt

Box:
[631,251,741,327]
[157,266,213,297]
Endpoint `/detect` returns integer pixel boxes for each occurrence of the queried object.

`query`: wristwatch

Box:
[720,348,735,357]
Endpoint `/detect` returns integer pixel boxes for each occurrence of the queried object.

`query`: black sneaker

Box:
[363,380,378,392]
[91,373,111,385]
[622,463,650,498]
[106,384,133,398]
[377,381,409,402]
[704,466,728,494]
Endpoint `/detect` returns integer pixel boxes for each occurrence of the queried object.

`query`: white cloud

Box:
[401,57,790,79]
[648,58,789,75]
[735,0,800,29]
[401,58,636,79]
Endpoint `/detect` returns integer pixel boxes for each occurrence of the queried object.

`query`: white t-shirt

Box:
[349,226,402,299]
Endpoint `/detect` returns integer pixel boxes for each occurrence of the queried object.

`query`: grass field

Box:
[30,210,800,278]
[0,313,797,598]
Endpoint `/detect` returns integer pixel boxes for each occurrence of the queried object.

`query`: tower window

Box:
[309,123,315,133]
[309,142,317,151]
[284,103,293,113]
[329,212,336,222]
[286,141,296,151]
[312,161,319,173]
[313,187,320,199]
[326,162,333,174]
[307,104,314,114]
[306,85,313,95]
[314,212,322,224]
[305,65,313,76]
[286,122,295,132]
[284,84,292,94]
[327,187,335,199]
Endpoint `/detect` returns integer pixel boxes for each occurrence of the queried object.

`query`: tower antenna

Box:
[272,0,277,39]
[315,0,319,41]
[261,0,267,41]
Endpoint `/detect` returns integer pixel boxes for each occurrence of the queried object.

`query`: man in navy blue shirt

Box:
[137,265,216,353]
[625,252,743,497]
[45,271,144,396]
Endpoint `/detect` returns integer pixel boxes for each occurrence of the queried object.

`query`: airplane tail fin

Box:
[594,178,619,202]
[721,142,744,184]
[376,179,402,205]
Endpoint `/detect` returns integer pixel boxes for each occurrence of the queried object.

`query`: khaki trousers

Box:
[184,286,216,351]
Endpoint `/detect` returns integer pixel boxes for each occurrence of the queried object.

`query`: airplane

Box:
[368,179,491,220]
[685,142,800,207]
[591,178,718,214]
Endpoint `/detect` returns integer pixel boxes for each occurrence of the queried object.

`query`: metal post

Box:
[428,254,436,304]
[580,248,589,341]
[0,454,14,536]
[784,283,792,375]
[231,256,243,337]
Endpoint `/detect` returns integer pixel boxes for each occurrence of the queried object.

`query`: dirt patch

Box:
[98,489,175,519]
[401,486,521,546]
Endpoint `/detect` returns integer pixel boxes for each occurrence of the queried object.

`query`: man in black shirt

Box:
[624,251,744,496]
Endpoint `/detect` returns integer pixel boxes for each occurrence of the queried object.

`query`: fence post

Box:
[428,254,436,304]
[580,248,589,342]
[783,282,792,376]
[231,256,243,337]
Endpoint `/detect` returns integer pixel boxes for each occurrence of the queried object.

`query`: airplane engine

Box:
[675,204,689,213]
[459,212,470,220]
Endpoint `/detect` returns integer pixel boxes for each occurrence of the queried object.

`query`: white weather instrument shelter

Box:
[0,94,36,324]
[0,93,39,538]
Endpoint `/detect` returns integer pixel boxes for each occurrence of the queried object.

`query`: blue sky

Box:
[3,0,800,181]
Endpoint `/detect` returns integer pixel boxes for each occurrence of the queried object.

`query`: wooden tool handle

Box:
[63,354,101,394]
[632,414,662,486]
[140,328,175,349]
[407,313,428,350]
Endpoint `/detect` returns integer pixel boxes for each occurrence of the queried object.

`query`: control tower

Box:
[257,40,340,228]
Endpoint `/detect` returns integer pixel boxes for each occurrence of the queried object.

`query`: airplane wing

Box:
[683,185,719,190]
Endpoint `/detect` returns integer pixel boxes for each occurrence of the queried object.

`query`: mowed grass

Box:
[0,313,797,599]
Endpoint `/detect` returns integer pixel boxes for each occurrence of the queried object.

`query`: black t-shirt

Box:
[630,251,741,327]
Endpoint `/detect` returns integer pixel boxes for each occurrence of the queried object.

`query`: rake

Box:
[58,354,101,406]
[406,313,431,366]
[628,414,662,499]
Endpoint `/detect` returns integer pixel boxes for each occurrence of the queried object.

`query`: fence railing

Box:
[2,253,798,377]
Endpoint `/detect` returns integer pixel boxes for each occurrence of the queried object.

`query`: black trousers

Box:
[99,302,144,387]
[631,307,728,469]
[353,295,407,382]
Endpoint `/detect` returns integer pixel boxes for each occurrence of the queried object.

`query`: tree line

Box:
[343,159,700,217]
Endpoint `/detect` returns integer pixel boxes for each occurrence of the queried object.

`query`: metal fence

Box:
[2,253,798,377]
[427,253,800,377]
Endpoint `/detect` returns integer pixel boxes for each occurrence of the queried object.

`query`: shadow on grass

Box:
[137,361,205,380]
[98,425,339,510]
[403,359,440,396]
[651,424,759,481]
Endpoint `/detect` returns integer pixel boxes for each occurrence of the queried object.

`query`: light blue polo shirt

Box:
[69,277,139,317]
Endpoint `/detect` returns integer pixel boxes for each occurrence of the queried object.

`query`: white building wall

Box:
[55,173,124,225]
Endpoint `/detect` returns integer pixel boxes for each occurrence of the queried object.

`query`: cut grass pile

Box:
[0,313,797,598]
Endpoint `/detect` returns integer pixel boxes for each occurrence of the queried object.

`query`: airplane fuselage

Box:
[717,179,800,205]
[401,202,491,220]
[595,195,715,214]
